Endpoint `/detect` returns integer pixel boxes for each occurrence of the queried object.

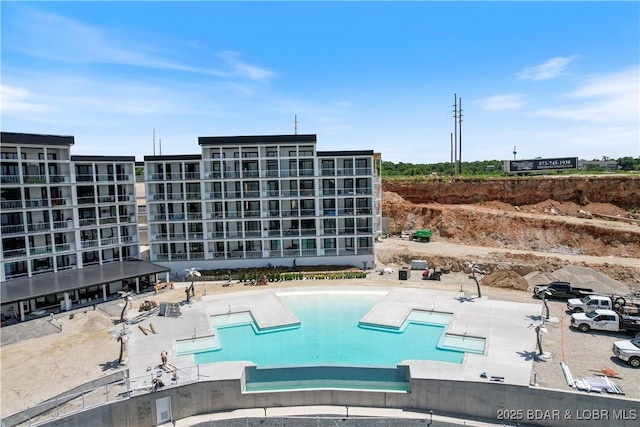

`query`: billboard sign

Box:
[504,157,578,174]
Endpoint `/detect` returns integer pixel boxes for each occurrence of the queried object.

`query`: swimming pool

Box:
[177,292,485,368]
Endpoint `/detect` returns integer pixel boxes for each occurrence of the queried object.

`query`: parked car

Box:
[612,338,640,368]
[533,281,594,300]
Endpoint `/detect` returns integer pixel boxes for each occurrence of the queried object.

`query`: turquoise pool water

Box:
[185,292,484,368]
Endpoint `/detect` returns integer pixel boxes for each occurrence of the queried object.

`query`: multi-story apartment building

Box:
[145,134,380,273]
[1,132,168,322]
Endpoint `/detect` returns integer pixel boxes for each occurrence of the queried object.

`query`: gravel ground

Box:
[2,243,639,420]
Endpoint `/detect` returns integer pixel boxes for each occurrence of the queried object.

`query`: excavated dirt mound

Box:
[481,270,529,291]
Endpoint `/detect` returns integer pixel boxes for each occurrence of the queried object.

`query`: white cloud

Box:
[517,56,577,81]
[0,84,54,113]
[5,8,227,76]
[529,66,639,124]
[218,51,276,81]
[481,93,525,111]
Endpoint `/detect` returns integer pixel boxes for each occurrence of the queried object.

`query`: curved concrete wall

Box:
[37,376,638,427]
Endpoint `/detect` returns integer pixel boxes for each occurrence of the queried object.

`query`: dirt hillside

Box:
[381,175,640,287]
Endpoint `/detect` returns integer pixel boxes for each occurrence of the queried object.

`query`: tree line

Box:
[380,156,640,177]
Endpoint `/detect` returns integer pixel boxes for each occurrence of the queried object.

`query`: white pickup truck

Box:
[612,338,640,368]
[567,294,640,314]
[567,295,614,313]
[570,309,640,334]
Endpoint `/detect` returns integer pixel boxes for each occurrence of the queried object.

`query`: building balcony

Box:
[300,229,317,236]
[322,248,338,256]
[282,249,300,257]
[188,233,204,240]
[81,240,99,249]
[190,251,205,259]
[148,173,164,181]
[79,218,97,227]
[321,169,335,176]
[207,232,224,239]
[336,168,354,176]
[300,209,316,216]
[338,228,355,235]
[301,249,317,256]
[49,175,69,183]
[55,243,75,252]
[77,196,96,205]
[99,216,118,225]
[154,253,170,261]
[117,194,135,202]
[167,193,184,200]
[224,192,241,198]
[1,175,21,184]
[185,172,200,180]
[121,236,138,244]
[166,172,184,180]
[32,268,55,276]
[97,195,116,203]
[168,213,185,221]
[51,197,72,207]
[243,191,260,198]
[1,224,25,234]
[300,190,315,197]
[226,231,242,238]
[169,233,186,240]
[245,250,262,258]
[0,200,22,209]
[281,190,298,197]
[25,199,49,208]
[53,220,72,230]
[244,210,260,218]
[242,171,259,178]
[23,175,46,184]
[358,246,374,255]
[2,248,27,259]
[186,213,203,220]
[244,231,261,237]
[76,174,94,182]
[100,237,119,246]
[208,192,223,199]
[150,214,167,221]
[27,223,50,232]
[116,174,133,181]
[186,192,201,200]
[223,171,241,179]
[96,174,115,182]
[267,230,281,237]
[30,245,53,256]
[355,168,372,175]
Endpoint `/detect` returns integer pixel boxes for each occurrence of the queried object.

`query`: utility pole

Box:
[458,96,462,175]
[153,129,156,155]
[513,146,517,160]
[450,133,454,176]
[294,114,298,135]
[453,94,458,175]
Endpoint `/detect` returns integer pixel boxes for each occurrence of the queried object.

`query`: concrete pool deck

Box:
[126,285,540,391]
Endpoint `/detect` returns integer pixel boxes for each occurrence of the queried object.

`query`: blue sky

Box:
[1,1,638,163]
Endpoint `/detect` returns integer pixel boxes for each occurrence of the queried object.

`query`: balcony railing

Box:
[55,243,74,252]
[322,248,338,256]
[170,233,186,240]
[3,248,27,259]
[267,230,281,237]
[245,250,262,258]
[23,175,46,183]
[323,228,336,235]
[99,216,118,225]
[1,224,25,234]
[188,233,204,239]
[355,168,372,175]
[121,236,138,243]
[300,229,317,236]
[300,209,316,216]
[97,195,116,203]
[148,173,164,181]
[244,231,261,237]
[77,196,96,205]
[186,192,201,200]
[81,240,99,248]
[167,193,184,200]
[100,237,118,246]
[190,251,205,259]
[27,223,50,232]
[79,218,97,227]
[76,174,94,182]
[243,191,260,198]
[25,199,49,208]
[208,232,224,239]
[30,245,53,255]
[186,213,203,220]
[282,249,300,257]
[96,174,114,182]
[150,214,167,221]
[209,192,223,199]
[1,200,22,209]
[1,175,20,183]
[300,190,315,196]
[336,168,354,176]
[185,172,200,180]
[168,214,185,221]
[301,249,317,256]
[53,220,71,229]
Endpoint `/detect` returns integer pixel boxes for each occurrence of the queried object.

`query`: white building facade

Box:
[1,132,145,318]
[145,134,379,273]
